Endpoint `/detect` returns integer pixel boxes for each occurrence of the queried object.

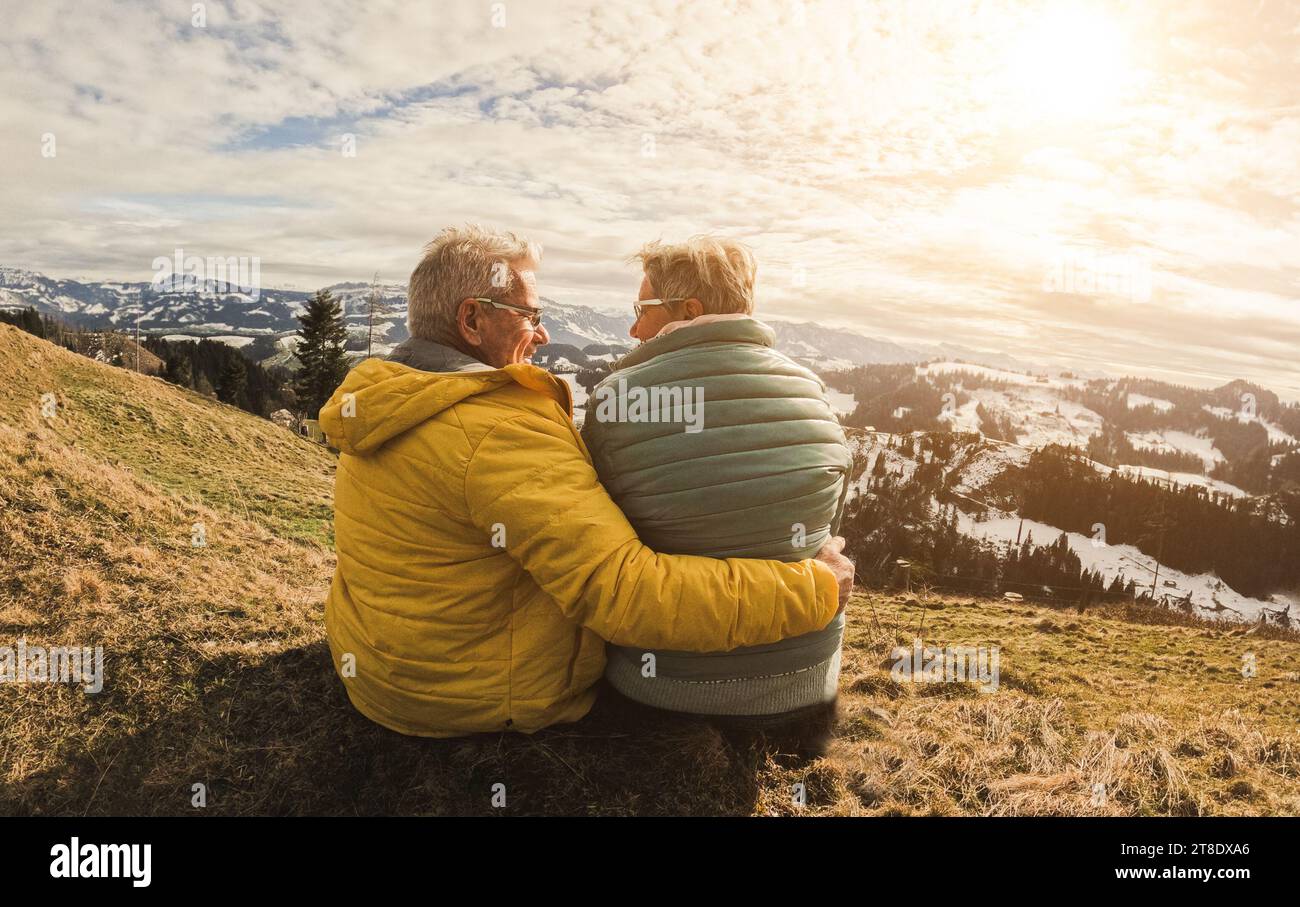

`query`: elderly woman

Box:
[582,236,852,745]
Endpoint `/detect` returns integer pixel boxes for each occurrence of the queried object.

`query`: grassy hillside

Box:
[0,324,334,545]
[1,323,1298,816]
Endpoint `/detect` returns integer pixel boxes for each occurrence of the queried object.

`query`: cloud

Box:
[0,0,1297,395]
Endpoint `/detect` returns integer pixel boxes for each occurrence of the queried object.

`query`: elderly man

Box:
[319,225,853,737]
[582,236,852,740]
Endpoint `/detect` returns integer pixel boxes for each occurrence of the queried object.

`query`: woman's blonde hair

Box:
[633,235,756,316]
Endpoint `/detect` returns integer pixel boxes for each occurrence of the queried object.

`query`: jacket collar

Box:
[381,335,571,418]
[653,312,754,339]
[616,315,776,370]
[387,337,493,374]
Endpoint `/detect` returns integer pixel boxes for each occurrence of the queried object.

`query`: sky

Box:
[2,0,1298,396]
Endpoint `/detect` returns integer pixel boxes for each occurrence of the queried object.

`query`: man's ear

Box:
[684,298,705,319]
[455,298,484,348]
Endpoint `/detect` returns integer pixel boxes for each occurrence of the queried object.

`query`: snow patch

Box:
[921,361,1085,391]
[1125,392,1174,412]
[956,513,1278,623]
[1125,429,1225,469]
[825,388,856,418]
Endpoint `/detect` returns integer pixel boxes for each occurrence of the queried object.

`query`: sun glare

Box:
[1001,6,1133,122]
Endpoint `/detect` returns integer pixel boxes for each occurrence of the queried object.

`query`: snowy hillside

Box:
[884,361,1298,500]
[844,430,1298,626]
[956,513,1293,625]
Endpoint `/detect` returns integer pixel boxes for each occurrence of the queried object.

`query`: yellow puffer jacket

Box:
[319,352,840,737]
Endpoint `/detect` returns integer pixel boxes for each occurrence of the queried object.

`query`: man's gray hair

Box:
[634,235,756,316]
[408,225,542,342]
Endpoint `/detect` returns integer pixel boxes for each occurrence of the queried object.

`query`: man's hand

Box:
[815,536,855,613]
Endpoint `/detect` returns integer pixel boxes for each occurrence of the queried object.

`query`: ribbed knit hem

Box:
[604,648,842,716]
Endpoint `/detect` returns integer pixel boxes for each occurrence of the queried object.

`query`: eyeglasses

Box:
[473,297,544,328]
[633,298,687,320]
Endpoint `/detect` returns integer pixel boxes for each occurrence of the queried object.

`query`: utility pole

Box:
[365,272,388,360]
[1149,500,1166,599]
[366,273,377,360]
[135,312,141,372]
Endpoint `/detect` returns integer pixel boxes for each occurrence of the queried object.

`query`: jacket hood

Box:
[319,356,571,455]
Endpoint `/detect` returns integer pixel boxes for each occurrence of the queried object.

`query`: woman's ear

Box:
[684,298,705,319]
[456,298,483,348]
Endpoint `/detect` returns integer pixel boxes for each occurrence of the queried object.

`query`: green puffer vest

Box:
[581,316,852,716]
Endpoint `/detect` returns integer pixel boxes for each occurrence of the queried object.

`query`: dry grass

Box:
[0,324,334,546]
[1,324,1298,816]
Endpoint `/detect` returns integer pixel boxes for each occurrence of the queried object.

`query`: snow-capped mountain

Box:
[838,360,1300,498]
[0,266,319,335]
[0,266,1020,372]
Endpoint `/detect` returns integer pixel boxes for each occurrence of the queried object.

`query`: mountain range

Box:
[0,266,1031,373]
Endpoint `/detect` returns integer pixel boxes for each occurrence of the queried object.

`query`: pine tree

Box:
[216,357,248,408]
[294,289,351,419]
[21,307,44,338]
[871,451,888,485]
[164,353,192,388]
[42,313,62,344]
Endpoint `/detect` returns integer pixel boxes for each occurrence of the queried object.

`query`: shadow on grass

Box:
[9,643,819,816]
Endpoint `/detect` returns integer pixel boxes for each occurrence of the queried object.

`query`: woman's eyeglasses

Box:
[473,297,544,328]
[633,298,687,320]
